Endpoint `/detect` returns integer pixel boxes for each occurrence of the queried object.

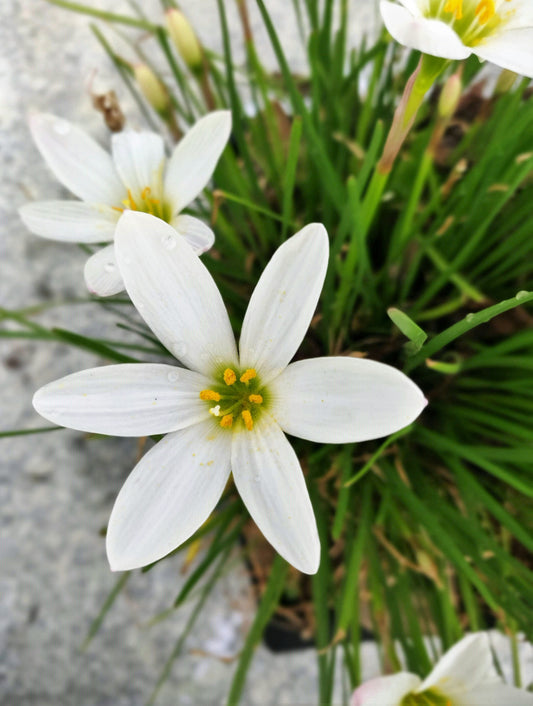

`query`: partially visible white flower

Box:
[33,211,427,575]
[19,111,232,296]
[380,0,533,77]
[351,632,533,706]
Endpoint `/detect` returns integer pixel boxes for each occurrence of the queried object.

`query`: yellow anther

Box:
[220,414,233,429]
[240,369,257,384]
[475,0,495,23]
[248,394,263,404]
[200,389,221,401]
[444,0,463,19]
[241,410,253,431]
[223,368,237,385]
[141,185,160,204]
[126,189,139,211]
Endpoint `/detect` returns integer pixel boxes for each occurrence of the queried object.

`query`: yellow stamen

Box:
[141,186,160,204]
[200,389,221,401]
[220,414,233,428]
[241,410,253,431]
[111,205,124,213]
[223,368,237,385]
[124,189,139,211]
[444,0,463,19]
[475,0,495,23]
[248,394,263,404]
[240,368,257,384]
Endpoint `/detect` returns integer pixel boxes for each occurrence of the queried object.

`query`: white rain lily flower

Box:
[380,0,533,77]
[33,211,427,575]
[351,632,533,706]
[19,110,232,296]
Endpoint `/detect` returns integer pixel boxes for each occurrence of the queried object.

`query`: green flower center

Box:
[401,688,452,706]
[426,0,513,45]
[113,186,173,222]
[200,367,268,431]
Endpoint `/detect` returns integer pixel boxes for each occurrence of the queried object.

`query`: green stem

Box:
[46,0,160,31]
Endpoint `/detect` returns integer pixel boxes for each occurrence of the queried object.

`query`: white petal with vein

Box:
[173,213,215,254]
[474,29,533,79]
[239,223,329,384]
[29,113,125,205]
[106,420,232,570]
[84,243,124,297]
[164,110,232,213]
[111,131,165,197]
[19,200,117,242]
[270,357,427,443]
[32,363,210,436]
[114,211,237,374]
[351,673,421,706]
[231,414,320,574]
[380,1,471,60]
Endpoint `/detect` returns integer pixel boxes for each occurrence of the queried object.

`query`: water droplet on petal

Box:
[161,233,177,251]
[167,370,180,382]
[466,313,475,322]
[253,474,261,483]
[516,290,529,301]
[53,120,70,135]
[104,262,116,273]
[171,341,187,358]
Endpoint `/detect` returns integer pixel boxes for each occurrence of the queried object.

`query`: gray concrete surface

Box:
[2,1,532,705]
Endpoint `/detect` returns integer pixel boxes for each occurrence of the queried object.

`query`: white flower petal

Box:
[84,243,124,297]
[239,223,329,384]
[164,110,232,213]
[269,357,427,443]
[231,414,320,574]
[351,673,422,706]
[19,200,117,243]
[32,364,210,436]
[380,1,471,60]
[29,113,125,205]
[501,0,533,31]
[420,633,500,694]
[111,131,166,198]
[114,211,238,375]
[106,420,232,571]
[397,0,423,17]
[172,213,215,254]
[474,29,533,79]
[458,683,533,706]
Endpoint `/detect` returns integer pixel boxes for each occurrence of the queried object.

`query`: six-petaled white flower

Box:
[351,632,533,706]
[19,111,232,296]
[33,211,426,574]
[380,0,533,77]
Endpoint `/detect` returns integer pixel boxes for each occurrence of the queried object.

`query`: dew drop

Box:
[253,474,261,483]
[136,301,145,311]
[53,120,70,135]
[161,233,177,251]
[167,370,180,382]
[465,313,475,322]
[171,341,187,358]
[104,262,116,273]
[516,290,530,301]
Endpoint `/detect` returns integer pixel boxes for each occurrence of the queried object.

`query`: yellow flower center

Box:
[112,186,172,221]
[400,688,452,706]
[200,367,266,431]
[429,0,513,45]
